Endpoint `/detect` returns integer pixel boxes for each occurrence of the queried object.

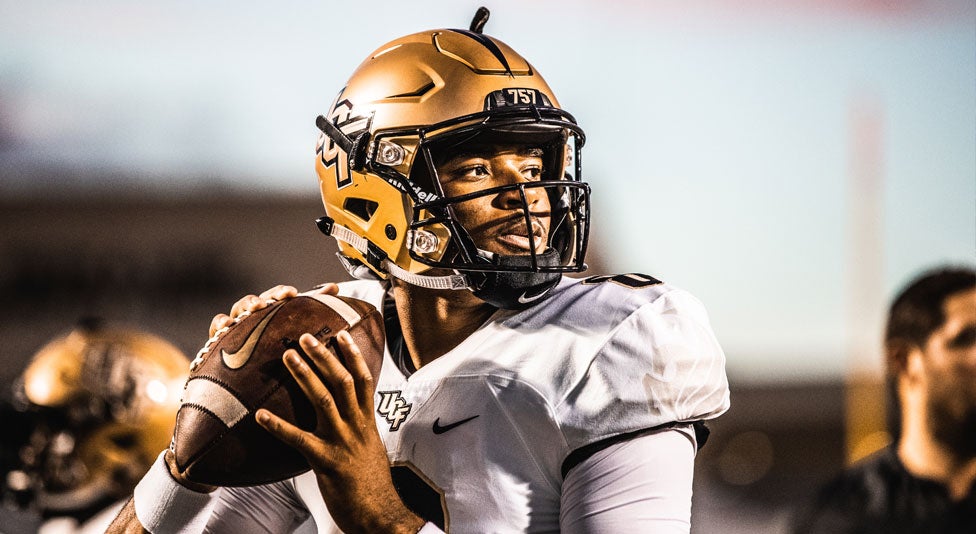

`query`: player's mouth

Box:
[495,219,547,253]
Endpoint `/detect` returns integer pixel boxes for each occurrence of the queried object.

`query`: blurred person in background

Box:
[0,318,187,534]
[793,266,976,533]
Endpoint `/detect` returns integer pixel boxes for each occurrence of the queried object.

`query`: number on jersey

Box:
[581,273,662,289]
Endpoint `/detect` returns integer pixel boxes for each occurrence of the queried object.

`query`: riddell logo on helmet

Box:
[316,98,374,188]
[384,177,441,203]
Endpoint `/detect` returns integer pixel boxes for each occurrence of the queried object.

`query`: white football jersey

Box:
[210,274,729,533]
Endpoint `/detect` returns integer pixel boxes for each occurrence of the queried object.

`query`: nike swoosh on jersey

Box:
[221,306,283,369]
[432,415,480,435]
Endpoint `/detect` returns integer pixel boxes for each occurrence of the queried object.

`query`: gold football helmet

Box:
[3,318,187,517]
[315,8,590,308]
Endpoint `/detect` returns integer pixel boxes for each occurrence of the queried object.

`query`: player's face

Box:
[436,144,552,256]
[922,287,976,454]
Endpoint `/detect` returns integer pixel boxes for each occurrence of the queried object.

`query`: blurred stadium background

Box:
[1,1,973,532]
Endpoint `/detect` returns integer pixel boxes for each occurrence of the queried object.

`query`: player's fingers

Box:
[255,408,320,456]
[229,294,262,319]
[209,313,233,338]
[259,284,297,302]
[282,348,343,431]
[299,333,360,415]
[334,330,375,411]
[216,287,293,338]
[301,282,340,297]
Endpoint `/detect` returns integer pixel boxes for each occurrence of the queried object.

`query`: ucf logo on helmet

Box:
[315,96,374,189]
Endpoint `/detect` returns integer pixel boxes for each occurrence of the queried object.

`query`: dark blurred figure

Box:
[794,266,976,533]
[0,318,187,534]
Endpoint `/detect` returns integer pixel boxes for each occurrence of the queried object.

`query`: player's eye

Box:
[947,325,976,349]
[521,165,542,181]
[450,164,490,182]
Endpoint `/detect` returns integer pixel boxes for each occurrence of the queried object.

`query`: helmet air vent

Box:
[343,198,379,223]
[386,81,436,100]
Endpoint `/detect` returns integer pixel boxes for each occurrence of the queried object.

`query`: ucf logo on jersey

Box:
[315,95,374,189]
[376,390,412,431]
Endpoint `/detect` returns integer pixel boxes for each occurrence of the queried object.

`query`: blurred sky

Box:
[1,0,974,381]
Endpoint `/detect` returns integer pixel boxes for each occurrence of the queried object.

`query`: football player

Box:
[1,318,187,534]
[110,8,730,534]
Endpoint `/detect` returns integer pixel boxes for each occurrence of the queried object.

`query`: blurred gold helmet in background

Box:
[315,7,590,309]
[3,318,187,517]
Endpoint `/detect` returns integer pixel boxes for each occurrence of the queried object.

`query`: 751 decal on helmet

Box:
[315,96,374,189]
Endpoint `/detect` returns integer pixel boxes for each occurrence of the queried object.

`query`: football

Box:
[171,293,385,487]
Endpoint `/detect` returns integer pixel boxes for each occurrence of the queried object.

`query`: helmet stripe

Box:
[446,29,514,76]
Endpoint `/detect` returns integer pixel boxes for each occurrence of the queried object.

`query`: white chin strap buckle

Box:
[384,260,469,290]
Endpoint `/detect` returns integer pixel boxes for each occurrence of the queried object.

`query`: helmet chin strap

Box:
[385,261,470,290]
[323,219,560,307]
[466,249,562,310]
[385,250,562,310]
[323,219,470,290]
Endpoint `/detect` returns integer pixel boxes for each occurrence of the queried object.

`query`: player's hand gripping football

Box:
[160,284,339,492]
[215,284,425,534]
[207,283,323,338]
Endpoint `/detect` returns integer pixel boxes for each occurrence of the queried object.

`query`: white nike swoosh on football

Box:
[221,306,283,369]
